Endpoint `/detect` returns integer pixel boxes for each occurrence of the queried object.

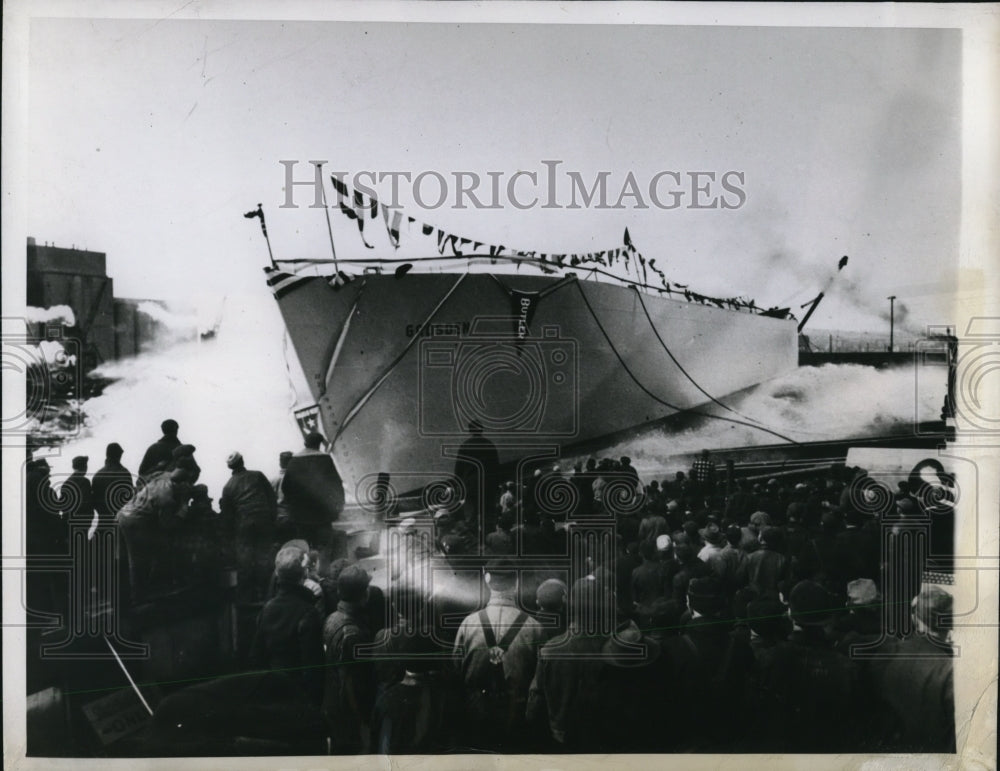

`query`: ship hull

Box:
[272,271,798,499]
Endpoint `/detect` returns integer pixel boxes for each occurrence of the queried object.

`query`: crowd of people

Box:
[24,424,956,755]
[24,419,345,608]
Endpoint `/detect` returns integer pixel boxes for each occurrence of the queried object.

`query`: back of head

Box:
[106,442,124,461]
[485,559,517,592]
[536,578,568,612]
[639,539,657,561]
[304,431,325,451]
[172,444,197,459]
[337,564,371,603]
[399,631,442,673]
[750,511,772,529]
[747,598,790,639]
[788,580,837,628]
[274,546,306,585]
[687,576,726,617]
[759,526,785,551]
[161,419,179,437]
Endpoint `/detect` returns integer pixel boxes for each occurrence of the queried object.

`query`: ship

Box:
[265,255,799,503]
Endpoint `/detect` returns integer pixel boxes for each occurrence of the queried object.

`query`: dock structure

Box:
[26,237,177,370]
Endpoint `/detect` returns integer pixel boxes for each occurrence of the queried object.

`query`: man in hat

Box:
[597,619,672,752]
[869,585,955,751]
[370,631,461,754]
[742,597,792,750]
[454,559,547,751]
[323,564,375,753]
[59,456,94,530]
[221,451,278,603]
[92,442,134,527]
[742,526,791,601]
[282,432,344,555]
[832,506,880,587]
[663,576,753,750]
[765,580,858,752]
[248,544,325,704]
[138,419,182,482]
[631,539,669,624]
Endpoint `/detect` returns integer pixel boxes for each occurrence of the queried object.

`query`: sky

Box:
[21,18,964,336]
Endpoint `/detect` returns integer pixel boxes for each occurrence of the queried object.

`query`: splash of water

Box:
[582,361,946,478]
[44,297,304,497]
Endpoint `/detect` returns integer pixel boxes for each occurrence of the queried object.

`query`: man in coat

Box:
[221,451,278,603]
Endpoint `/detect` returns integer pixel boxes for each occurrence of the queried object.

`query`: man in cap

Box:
[740,511,771,553]
[454,559,547,751]
[526,577,615,751]
[870,585,955,751]
[484,511,515,556]
[248,544,325,704]
[638,504,669,545]
[535,578,568,641]
[221,451,278,603]
[619,456,640,489]
[282,432,344,555]
[323,564,375,753]
[670,532,712,610]
[92,442,134,527]
[697,520,741,590]
[138,419,182,482]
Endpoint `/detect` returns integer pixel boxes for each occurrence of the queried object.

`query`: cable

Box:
[573,280,801,446]
[630,285,762,423]
[333,274,469,445]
